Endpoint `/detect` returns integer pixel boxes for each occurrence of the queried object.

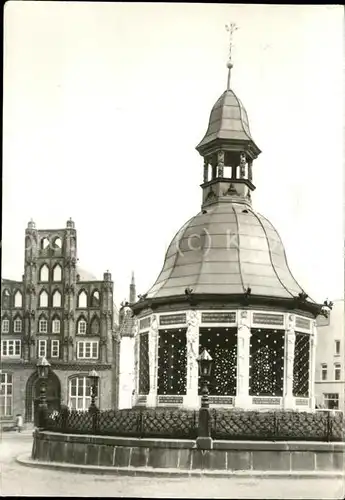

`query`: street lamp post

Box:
[196,349,213,449]
[88,369,99,414]
[36,356,51,428]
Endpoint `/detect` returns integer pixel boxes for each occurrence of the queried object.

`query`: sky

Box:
[2,2,344,307]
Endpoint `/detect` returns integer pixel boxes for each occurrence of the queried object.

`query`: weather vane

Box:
[225,22,239,90]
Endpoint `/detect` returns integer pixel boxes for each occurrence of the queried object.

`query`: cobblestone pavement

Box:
[1,432,344,499]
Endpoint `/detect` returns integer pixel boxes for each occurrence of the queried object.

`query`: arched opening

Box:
[91,290,100,307]
[2,290,11,309]
[53,264,62,282]
[77,290,88,308]
[39,264,49,282]
[90,316,100,335]
[39,290,49,307]
[53,237,62,249]
[52,290,62,307]
[14,290,22,308]
[40,237,50,250]
[25,370,61,423]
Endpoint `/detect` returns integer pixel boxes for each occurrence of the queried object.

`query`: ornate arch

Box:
[90,289,101,307]
[13,289,23,308]
[38,288,49,307]
[25,370,61,423]
[76,314,88,335]
[39,264,50,282]
[52,263,62,281]
[52,288,62,307]
[77,289,88,308]
[90,314,100,335]
[2,289,11,309]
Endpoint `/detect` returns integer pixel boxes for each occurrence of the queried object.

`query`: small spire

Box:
[131,271,135,285]
[129,271,136,304]
[225,22,239,90]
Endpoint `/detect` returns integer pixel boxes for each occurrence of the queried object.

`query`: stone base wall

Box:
[32,431,345,472]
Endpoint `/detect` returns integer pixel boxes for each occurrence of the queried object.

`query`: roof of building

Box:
[146,201,313,302]
[196,89,259,151]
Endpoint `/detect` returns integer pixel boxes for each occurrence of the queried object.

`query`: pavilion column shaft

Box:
[284,314,296,410]
[147,315,159,406]
[235,311,251,409]
[309,321,317,409]
[185,311,201,408]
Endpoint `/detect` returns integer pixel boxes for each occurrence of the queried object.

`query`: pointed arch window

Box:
[91,290,100,307]
[40,237,50,250]
[14,317,22,333]
[52,317,61,334]
[77,291,88,308]
[2,290,11,309]
[53,237,62,249]
[90,316,100,335]
[53,265,62,282]
[39,317,48,333]
[52,290,62,308]
[39,264,49,282]
[39,290,49,308]
[14,290,22,308]
[77,318,87,335]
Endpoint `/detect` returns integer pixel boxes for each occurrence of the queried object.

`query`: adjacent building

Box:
[315,300,344,410]
[1,218,119,423]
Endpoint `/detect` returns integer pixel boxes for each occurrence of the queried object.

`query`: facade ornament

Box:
[100,338,108,346]
[217,150,225,177]
[68,336,74,344]
[225,183,237,196]
[240,311,248,319]
[206,188,216,201]
[240,152,246,178]
[30,310,35,318]
[246,190,251,201]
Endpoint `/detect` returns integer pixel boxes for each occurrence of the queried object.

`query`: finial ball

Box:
[226,61,233,69]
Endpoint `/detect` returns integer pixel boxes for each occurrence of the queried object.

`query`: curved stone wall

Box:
[32,430,345,472]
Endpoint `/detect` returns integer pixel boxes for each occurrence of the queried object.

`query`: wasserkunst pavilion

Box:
[129,39,325,413]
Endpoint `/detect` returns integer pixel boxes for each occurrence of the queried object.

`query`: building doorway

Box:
[25,370,61,423]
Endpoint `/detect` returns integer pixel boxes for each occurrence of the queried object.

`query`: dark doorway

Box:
[25,371,61,423]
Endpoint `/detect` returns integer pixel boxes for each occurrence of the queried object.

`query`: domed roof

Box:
[196,89,259,151]
[146,202,309,301]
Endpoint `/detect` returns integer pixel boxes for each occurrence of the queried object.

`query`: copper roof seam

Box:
[231,204,246,293]
[153,214,201,297]
[231,90,252,142]
[254,213,295,299]
[258,213,316,305]
[146,218,194,298]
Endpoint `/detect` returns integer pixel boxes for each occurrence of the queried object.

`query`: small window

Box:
[2,319,10,333]
[39,319,48,333]
[39,290,49,307]
[14,319,22,333]
[335,340,340,355]
[334,363,341,381]
[77,341,99,359]
[39,265,49,282]
[1,340,21,357]
[78,291,87,308]
[323,393,339,410]
[51,340,60,358]
[77,319,87,335]
[53,265,62,282]
[52,290,61,307]
[52,319,60,334]
[14,291,22,308]
[38,340,47,358]
[321,363,327,381]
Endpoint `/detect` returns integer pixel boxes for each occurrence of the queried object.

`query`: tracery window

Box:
[293,332,310,397]
[139,332,149,394]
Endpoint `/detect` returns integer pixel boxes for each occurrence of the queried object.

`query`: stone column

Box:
[235,310,251,409]
[284,314,296,410]
[185,310,200,408]
[309,320,317,410]
[146,314,159,407]
[132,324,140,405]
[203,159,208,183]
[248,160,253,181]
[217,151,224,178]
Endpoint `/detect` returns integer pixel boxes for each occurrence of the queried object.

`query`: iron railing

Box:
[42,407,344,442]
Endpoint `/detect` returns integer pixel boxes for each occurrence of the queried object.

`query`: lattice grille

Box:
[139,332,150,394]
[293,332,310,397]
[249,329,284,396]
[199,327,237,396]
[157,329,187,395]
